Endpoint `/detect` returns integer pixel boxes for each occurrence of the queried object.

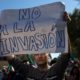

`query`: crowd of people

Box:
[64,58,80,80]
[0,53,80,80]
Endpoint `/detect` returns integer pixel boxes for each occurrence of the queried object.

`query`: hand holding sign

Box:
[63,12,71,22]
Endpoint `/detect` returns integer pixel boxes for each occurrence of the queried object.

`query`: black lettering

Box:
[17,36,29,50]
[48,33,55,48]
[41,34,48,49]
[35,33,44,50]
[19,9,30,21]
[56,30,65,48]
[0,25,9,35]
[0,38,10,55]
[29,36,38,51]
[24,21,35,32]
[9,37,19,53]
[13,22,23,33]
[32,8,41,20]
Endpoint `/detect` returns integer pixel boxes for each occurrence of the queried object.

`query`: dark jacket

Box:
[9,53,70,80]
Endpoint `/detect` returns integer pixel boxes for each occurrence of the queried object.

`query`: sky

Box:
[0,0,80,59]
[0,0,80,13]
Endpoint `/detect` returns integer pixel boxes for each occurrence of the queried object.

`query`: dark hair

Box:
[50,58,57,65]
[70,66,79,80]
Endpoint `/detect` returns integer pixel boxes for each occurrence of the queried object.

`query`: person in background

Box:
[7,52,70,80]
[0,70,3,80]
[65,64,80,80]
[70,65,79,80]
[2,66,8,80]
[50,58,57,66]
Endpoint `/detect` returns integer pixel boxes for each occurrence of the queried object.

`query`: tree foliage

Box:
[67,9,80,56]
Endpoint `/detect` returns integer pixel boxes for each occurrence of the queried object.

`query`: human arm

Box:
[6,55,31,78]
[47,12,71,79]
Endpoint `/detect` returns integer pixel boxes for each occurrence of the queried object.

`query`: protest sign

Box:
[0,2,68,56]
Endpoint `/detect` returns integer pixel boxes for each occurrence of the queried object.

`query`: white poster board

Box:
[0,2,68,56]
